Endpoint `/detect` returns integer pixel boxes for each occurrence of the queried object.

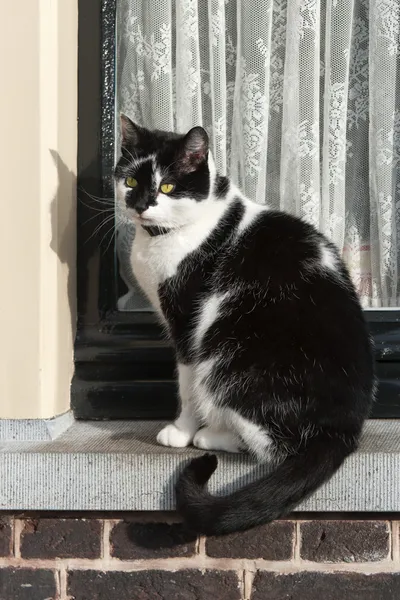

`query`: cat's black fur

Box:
[115,119,375,535]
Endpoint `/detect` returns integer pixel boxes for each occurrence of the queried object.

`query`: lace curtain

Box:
[115,0,400,309]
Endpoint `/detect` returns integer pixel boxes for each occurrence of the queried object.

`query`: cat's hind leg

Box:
[192,359,274,458]
[157,363,199,448]
[229,411,275,461]
[191,359,244,453]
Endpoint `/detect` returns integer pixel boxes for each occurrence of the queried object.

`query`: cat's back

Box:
[214,205,370,359]
[207,205,374,410]
[216,206,346,296]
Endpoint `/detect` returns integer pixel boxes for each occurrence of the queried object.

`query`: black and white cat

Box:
[115,115,374,535]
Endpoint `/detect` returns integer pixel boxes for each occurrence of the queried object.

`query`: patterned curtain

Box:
[115,0,400,310]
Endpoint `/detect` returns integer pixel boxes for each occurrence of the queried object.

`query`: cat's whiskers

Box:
[82,208,114,226]
[102,224,117,255]
[86,214,115,244]
[79,201,112,213]
[79,187,114,205]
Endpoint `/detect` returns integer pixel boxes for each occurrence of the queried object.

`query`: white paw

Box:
[117,291,135,310]
[156,424,193,448]
[193,428,243,453]
[192,430,213,450]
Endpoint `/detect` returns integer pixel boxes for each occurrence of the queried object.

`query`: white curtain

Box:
[115,0,400,309]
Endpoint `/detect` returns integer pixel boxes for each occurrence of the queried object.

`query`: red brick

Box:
[68,569,241,599]
[206,520,294,560]
[300,520,389,562]
[0,568,57,600]
[0,517,12,557]
[252,572,400,600]
[20,517,102,559]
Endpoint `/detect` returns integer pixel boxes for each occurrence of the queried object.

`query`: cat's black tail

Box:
[175,432,356,535]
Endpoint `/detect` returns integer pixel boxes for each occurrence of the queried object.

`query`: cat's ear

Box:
[120,114,145,147]
[177,126,209,173]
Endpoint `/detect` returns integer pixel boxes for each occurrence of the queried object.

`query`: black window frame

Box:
[73,0,400,420]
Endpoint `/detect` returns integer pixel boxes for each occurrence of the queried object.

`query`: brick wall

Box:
[0,513,399,599]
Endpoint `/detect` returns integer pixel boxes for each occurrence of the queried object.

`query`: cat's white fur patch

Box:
[193,292,231,350]
[320,244,337,271]
[129,154,156,172]
[228,410,274,460]
[154,168,162,190]
[195,357,217,382]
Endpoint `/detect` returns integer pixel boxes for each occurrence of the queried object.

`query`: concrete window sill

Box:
[0,418,399,511]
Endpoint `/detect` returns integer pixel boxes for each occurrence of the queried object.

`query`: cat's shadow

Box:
[49,150,77,365]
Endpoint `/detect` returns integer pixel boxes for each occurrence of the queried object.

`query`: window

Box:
[74,0,400,420]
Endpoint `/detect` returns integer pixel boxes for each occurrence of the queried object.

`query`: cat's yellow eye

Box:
[125,176,138,188]
[160,183,175,194]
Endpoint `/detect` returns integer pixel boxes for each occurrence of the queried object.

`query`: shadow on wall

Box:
[49,150,77,356]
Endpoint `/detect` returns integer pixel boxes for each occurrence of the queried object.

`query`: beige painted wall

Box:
[0,1,77,418]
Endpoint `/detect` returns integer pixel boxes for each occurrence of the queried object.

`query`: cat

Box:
[114,114,375,535]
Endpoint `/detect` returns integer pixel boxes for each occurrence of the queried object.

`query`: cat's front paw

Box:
[157,424,194,448]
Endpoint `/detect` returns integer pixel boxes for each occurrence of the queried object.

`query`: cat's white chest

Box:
[131,229,189,315]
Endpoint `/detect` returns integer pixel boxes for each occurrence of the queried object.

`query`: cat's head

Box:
[114,115,214,229]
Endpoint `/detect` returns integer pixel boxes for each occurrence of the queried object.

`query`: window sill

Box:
[0,417,399,512]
